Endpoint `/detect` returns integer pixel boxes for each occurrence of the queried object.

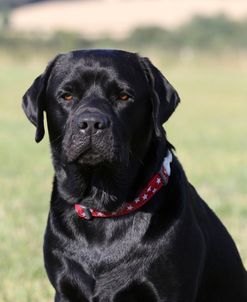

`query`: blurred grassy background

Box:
[0,52,246,302]
[0,4,247,301]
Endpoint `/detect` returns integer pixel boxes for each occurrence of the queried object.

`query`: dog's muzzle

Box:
[63,110,119,165]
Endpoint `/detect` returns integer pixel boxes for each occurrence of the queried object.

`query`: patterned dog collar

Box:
[75,150,173,220]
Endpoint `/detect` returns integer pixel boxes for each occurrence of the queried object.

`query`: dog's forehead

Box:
[52,50,144,84]
[67,49,139,69]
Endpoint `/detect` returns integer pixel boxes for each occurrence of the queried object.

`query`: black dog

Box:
[23,50,247,302]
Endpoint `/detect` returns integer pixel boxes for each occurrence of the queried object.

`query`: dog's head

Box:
[23,50,180,168]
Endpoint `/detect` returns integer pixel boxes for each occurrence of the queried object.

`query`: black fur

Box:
[23,49,247,302]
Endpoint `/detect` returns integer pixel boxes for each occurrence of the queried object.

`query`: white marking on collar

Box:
[163,150,173,176]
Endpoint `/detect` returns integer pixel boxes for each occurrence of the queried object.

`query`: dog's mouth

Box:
[76,146,106,165]
[63,133,119,166]
[66,144,105,165]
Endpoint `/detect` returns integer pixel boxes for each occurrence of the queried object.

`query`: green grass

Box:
[0,53,246,301]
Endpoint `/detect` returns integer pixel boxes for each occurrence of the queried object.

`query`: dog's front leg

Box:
[55,292,66,302]
[54,290,90,302]
[54,292,71,302]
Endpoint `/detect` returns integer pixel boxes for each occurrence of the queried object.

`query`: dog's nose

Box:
[77,113,110,134]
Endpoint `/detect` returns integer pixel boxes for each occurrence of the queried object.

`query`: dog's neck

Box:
[53,137,169,212]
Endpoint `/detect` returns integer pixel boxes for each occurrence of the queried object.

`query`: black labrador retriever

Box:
[23,49,247,302]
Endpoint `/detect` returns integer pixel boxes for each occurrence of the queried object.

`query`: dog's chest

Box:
[61,240,162,301]
[52,214,165,300]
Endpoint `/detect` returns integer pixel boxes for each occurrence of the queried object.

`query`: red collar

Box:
[75,150,173,220]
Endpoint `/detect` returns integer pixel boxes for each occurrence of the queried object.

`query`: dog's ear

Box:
[139,57,180,137]
[22,55,60,142]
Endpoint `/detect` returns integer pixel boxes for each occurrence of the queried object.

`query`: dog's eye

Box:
[118,93,130,101]
[63,94,73,101]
